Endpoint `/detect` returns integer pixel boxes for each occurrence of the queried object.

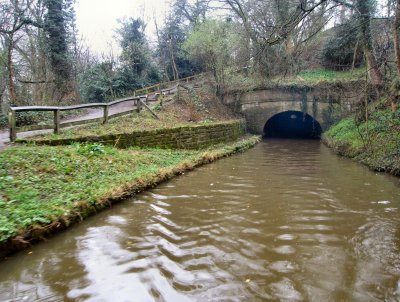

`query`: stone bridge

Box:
[225,82,363,138]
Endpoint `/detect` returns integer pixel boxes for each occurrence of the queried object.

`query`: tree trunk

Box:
[351,39,359,70]
[169,39,179,80]
[356,0,383,87]
[44,0,71,100]
[6,36,17,103]
[394,0,400,76]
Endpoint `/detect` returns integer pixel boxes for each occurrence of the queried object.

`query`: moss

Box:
[24,111,193,141]
[323,106,400,176]
[0,136,260,258]
[19,119,246,150]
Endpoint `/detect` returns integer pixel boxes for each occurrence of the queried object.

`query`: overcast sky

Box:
[74,0,169,55]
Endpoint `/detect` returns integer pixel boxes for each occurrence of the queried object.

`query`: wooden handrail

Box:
[9,72,205,142]
[132,73,203,96]
[9,96,141,142]
[11,97,141,113]
[10,106,60,112]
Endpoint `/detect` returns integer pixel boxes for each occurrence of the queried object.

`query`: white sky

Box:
[74,0,169,55]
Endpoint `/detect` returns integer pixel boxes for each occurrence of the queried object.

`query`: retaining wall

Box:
[23,120,246,149]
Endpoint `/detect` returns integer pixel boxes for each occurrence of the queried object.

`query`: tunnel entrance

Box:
[263,111,322,138]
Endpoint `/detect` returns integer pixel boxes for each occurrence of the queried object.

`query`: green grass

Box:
[323,105,400,175]
[268,67,367,87]
[232,67,368,91]
[0,136,260,250]
[295,67,366,84]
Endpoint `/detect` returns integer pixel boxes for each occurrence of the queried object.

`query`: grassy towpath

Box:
[0,136,260,257]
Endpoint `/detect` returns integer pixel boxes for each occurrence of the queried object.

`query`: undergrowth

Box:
[323,105,400,175]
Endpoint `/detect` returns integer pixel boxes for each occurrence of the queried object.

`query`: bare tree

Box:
[217,0,332,75]
[0,0,42,104]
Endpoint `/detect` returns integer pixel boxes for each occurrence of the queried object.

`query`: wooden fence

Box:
[133,74,200,97]
[8,73,203,142]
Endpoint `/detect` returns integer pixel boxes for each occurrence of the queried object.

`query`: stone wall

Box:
[25,120,246,149]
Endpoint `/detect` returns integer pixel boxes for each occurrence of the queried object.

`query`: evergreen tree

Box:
[44,0,72,98]
[115,18,160,91]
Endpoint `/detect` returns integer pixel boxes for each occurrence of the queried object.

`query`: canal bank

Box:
[322,106,400,177]
[0,121,259,257]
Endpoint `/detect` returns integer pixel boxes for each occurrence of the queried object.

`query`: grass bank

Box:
[0,136,260,258]
[266,68,366,90]
[323,106,400,176]
[291,68,366,85]
[226,67,367,92]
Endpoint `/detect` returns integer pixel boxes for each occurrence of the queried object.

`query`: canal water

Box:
[1,140,400,301]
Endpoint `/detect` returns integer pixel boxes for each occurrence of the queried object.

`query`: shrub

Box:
[0,111,55,129]
[15,111,53,127]
[0,113,8,129]
[321,19,363,70]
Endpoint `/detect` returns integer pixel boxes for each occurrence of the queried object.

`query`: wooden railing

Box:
[9,96,140,142]
[8,73,204,142]
[132,74,201,96]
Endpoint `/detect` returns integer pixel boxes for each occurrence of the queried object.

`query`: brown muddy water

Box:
[1,140,400,302]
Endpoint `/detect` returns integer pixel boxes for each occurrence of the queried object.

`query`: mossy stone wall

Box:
[26,120,246,149]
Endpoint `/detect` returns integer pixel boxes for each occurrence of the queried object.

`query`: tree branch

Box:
[331,0,355,9]
[17,78,51,84]
[0,18,42,35]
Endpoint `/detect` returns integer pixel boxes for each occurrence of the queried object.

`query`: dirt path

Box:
[0,100,137,150]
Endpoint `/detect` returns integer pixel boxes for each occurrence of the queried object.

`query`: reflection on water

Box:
[1,140,400,301]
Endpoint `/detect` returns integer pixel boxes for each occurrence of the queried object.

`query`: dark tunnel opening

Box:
[263,111,322,139]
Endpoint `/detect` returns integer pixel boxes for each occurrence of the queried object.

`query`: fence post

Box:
[137,98,142,113]
[9,109,16,142]
[54,109,60,134]
[103,105,109,124]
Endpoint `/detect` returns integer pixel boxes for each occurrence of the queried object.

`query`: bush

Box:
[0,113,8,129]
[78,63,113,103]
[0,112,55,129]
[321,20,363,70]
[13,111,53,127]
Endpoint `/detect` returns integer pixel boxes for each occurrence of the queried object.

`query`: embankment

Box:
[322,107,400,176]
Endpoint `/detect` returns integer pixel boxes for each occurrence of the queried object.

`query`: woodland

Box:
[0,0,400,127]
